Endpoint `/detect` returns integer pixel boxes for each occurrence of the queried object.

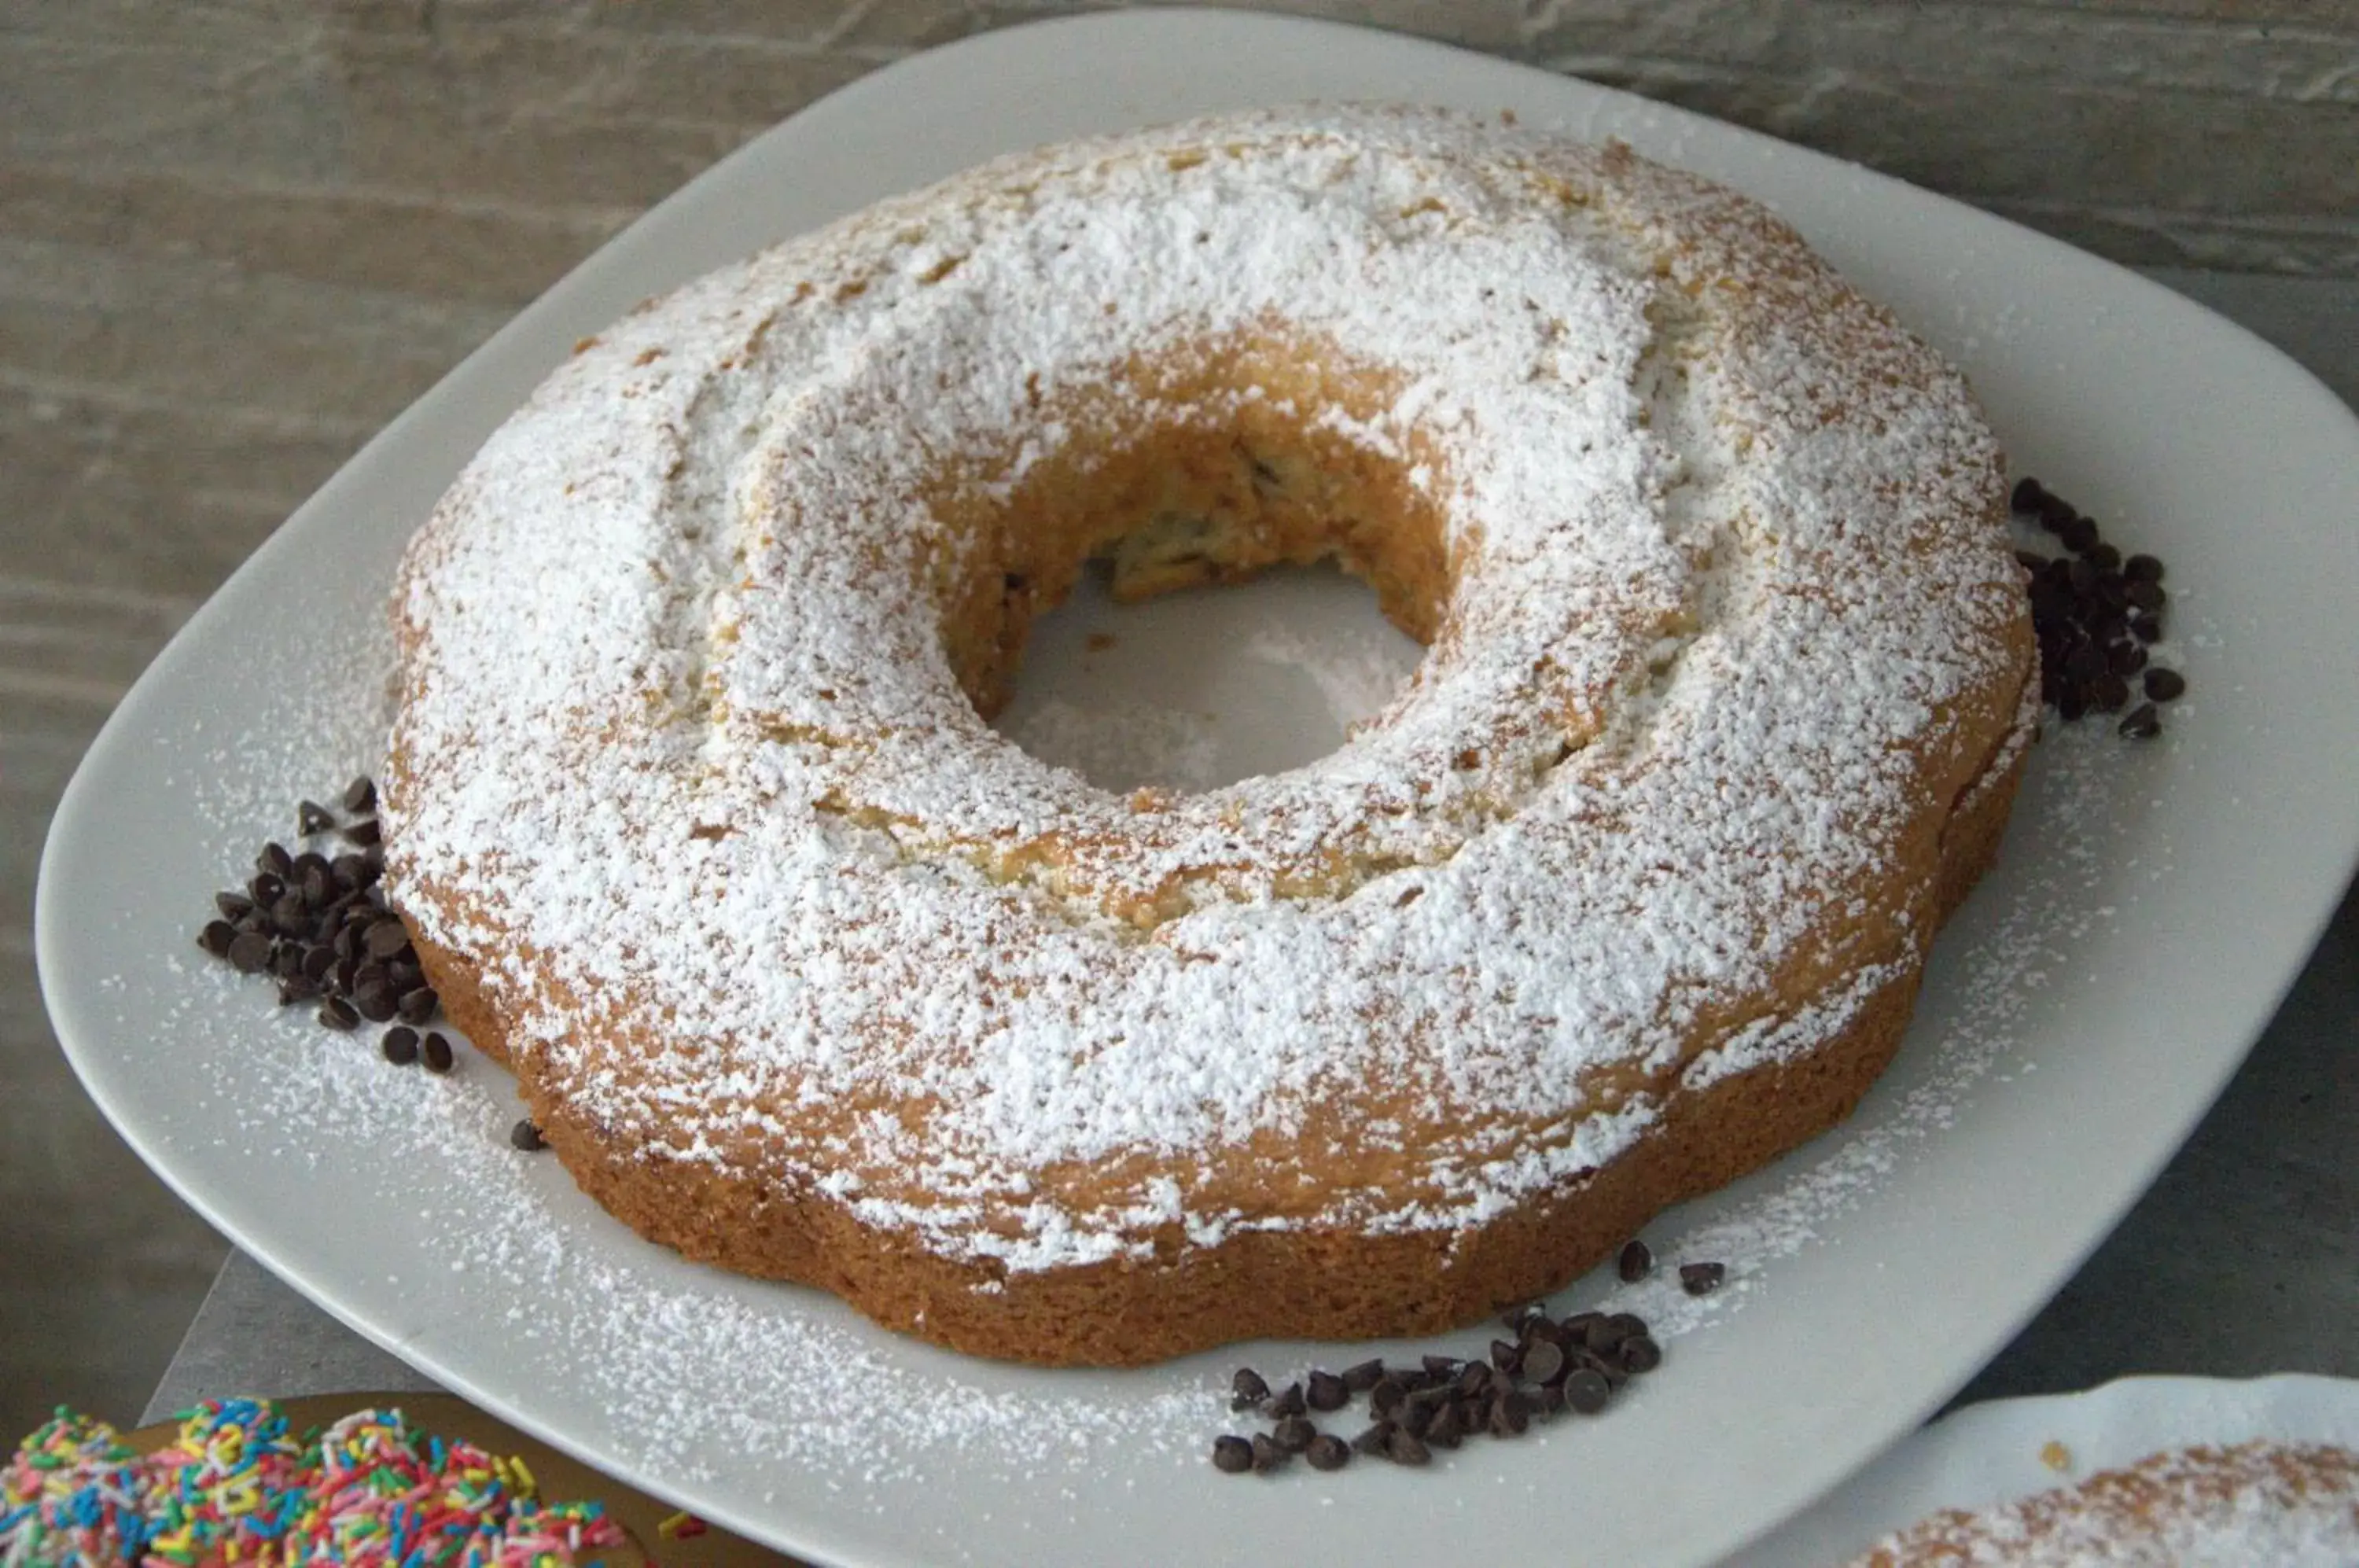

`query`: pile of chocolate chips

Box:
[193,777,457,1080]
[2012,477,2186,739]
[1212,1242,1719,1475]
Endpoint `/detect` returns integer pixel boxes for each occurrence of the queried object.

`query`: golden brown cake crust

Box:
[385,106,2034,1365]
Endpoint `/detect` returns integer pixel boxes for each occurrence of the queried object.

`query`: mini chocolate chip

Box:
[226,930,273,974]
[1350,1422,1396,1456]
[317,996,359,1032]
[1270,1382,1306,1419]
[344,817,383,848]
[1211,1435,1253,1474]
[2144,667,2186,702]
[1617,1237,1653,1282]
[344,776,377,814]
[1385,1428,1430,1467]
[1249,1434,1286,1474]
[510,1120,548,1151]
[1518,1338,1566,1386]
[1230,1367,1270,1407]
[1272,1415,1316,1454]
[381,1027,420,1066]
[2124,554,2164,583]
[364,919,412,960]
[2010,477,2046,512]
[1564,1368,1611,1415]
[1305,1434,1350,1471]
[198,920,237,959]
[1489,1392,1533,1437]
[1680,1261,1727,1296]
[1306,1371,1349,1412]
[256,841,293,879]
[297,800,336,837]
[1619,1334,1663,1375]
[1341,1359,1387,1393]
[421,1032,455,1073]
[2118,702,2162,740]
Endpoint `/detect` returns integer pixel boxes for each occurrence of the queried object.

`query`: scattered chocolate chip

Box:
[1421,1354,1462,1380]
[333,852,377,889]
[1369,1378,1407,1418]
[197,920,237,959]
[381,1027,420,1066]
[1489,1339,1522,1375]
[226,930,274,974]
[364,918,413,960]
[2124,579,2166,613]
[1534,1382,1566,1418]
[1617,1238,1653,1282]
[1679,1261,1727,1296]
[214,891,255,922]
[1341,1358,1386,1393]
[1518,1338,1566,1387]
[1350,1422,1396,1456]
[1211,1435,1253,1474]
[1385,1428,1431,1467]
[275,975,318,1007]
[2085,543,2122,572]
[343,817,383,848]
[2009,477,2046,512]
[510,1119,548,1152]
[1270,1382,1306,1419]
[2144,667,2186,702]
[269,942,303,980]
[1454,1362,1492,1399]
[1422,1402,1461,1448]
[421,1032,455,1073]
[2118,703,2162,740]
[1249,1434,1286,1474]
[1272,1415,1316,1454]
[1306,1371,1349,1412]
[1619,1334,1663,1375]
[352,978,399,1024]
[1305,1434,1351,1471]
[297,800,337,837]
[1489,1392,1533,1437]
[2110,641,2148,677]
[2060,515,2100,553]
[317,996,359,1032]
[1564,1368,1611,1415]
[2089,672,2130,712]
[248,872,285,907]
[344,776,377,814]
[256,841,294,879]
[1229,1367,1270,1408]
[2123,553,2164,583]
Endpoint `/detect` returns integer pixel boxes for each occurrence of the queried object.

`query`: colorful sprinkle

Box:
[2,1400,631,1565]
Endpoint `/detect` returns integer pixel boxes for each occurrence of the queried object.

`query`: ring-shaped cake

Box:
[385,106,2035,1364]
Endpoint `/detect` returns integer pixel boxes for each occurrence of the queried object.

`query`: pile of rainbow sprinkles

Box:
[2,1397,631,1565]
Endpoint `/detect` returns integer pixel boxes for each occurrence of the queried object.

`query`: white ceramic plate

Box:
[36,11,2359,1568]
[1735,1375,2359,1563]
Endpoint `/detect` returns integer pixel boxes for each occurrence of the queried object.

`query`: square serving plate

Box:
[37,10,2359,1566]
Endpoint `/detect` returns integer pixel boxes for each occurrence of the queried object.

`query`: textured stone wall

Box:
[2,0,2355,1434]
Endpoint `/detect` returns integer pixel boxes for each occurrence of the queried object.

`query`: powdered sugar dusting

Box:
[382,105,2027,1275]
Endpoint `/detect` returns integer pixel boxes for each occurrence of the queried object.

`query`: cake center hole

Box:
[988,559,1425,793]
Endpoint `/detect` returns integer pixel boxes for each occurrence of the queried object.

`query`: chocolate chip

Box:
[1306,1371,1349,1412]
[275,975,318,1007]
[1617,1237,1653,1282]
[2129,613,2162,643]
[256,841,293,879]
[333,852,378,889]
[1369,1378,1407,1418]
[2118,703,2162,740]
[1249,1434,1286,1474]
[198,920,237,959]
[2124,554,2164,583]
[2144,667,2186,702]
[2110,640,2148,676]
[1211,1435,1253,1474]
[2010,477,2046,512]
[1350,1422,1396,1456]
[352,978,399,1024]
[2089,672,2130,712]
[214,891,255,921]
[1489,1339,1522,1375]
[1619,1334,1663,1375]
[1518,1338,1566,1386]
[297,800,336,837]
[1270,1382,1306,1419]
[381,1027,420,1066]
[510,1120,548,1152]
[1229,1367,1269,1408]
[2085,543,2122,572]
[1561,1311,1606,1348]
[364,918,412,960]
[421,1032,455,1073]
[1421,1354,1461,1380]
[317,996,359,1032]
[2125,580,2166,613]
[1534,1382,1566,1418]
[2037,493,2077,532]
[1422,1402,1461,1448]
[395,986,439,1025]
[2063,642,2107,683]
[1341,1359,1386,1393]
[344,776,377,814]
[226,930,273,974]
[343,817,383,848]
[248,872,285,907]
[1454,1362,1492,1399]
[1305,1434,1350,1470]
[1489,1391,1532,1437]
[1679,1261,1727,1296]
[269,941,303,980]
[1564,1368,1611,1415]
[1272,1415,1316,1454]
[1384,1428,1430,1467]
[269,892,309,936]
